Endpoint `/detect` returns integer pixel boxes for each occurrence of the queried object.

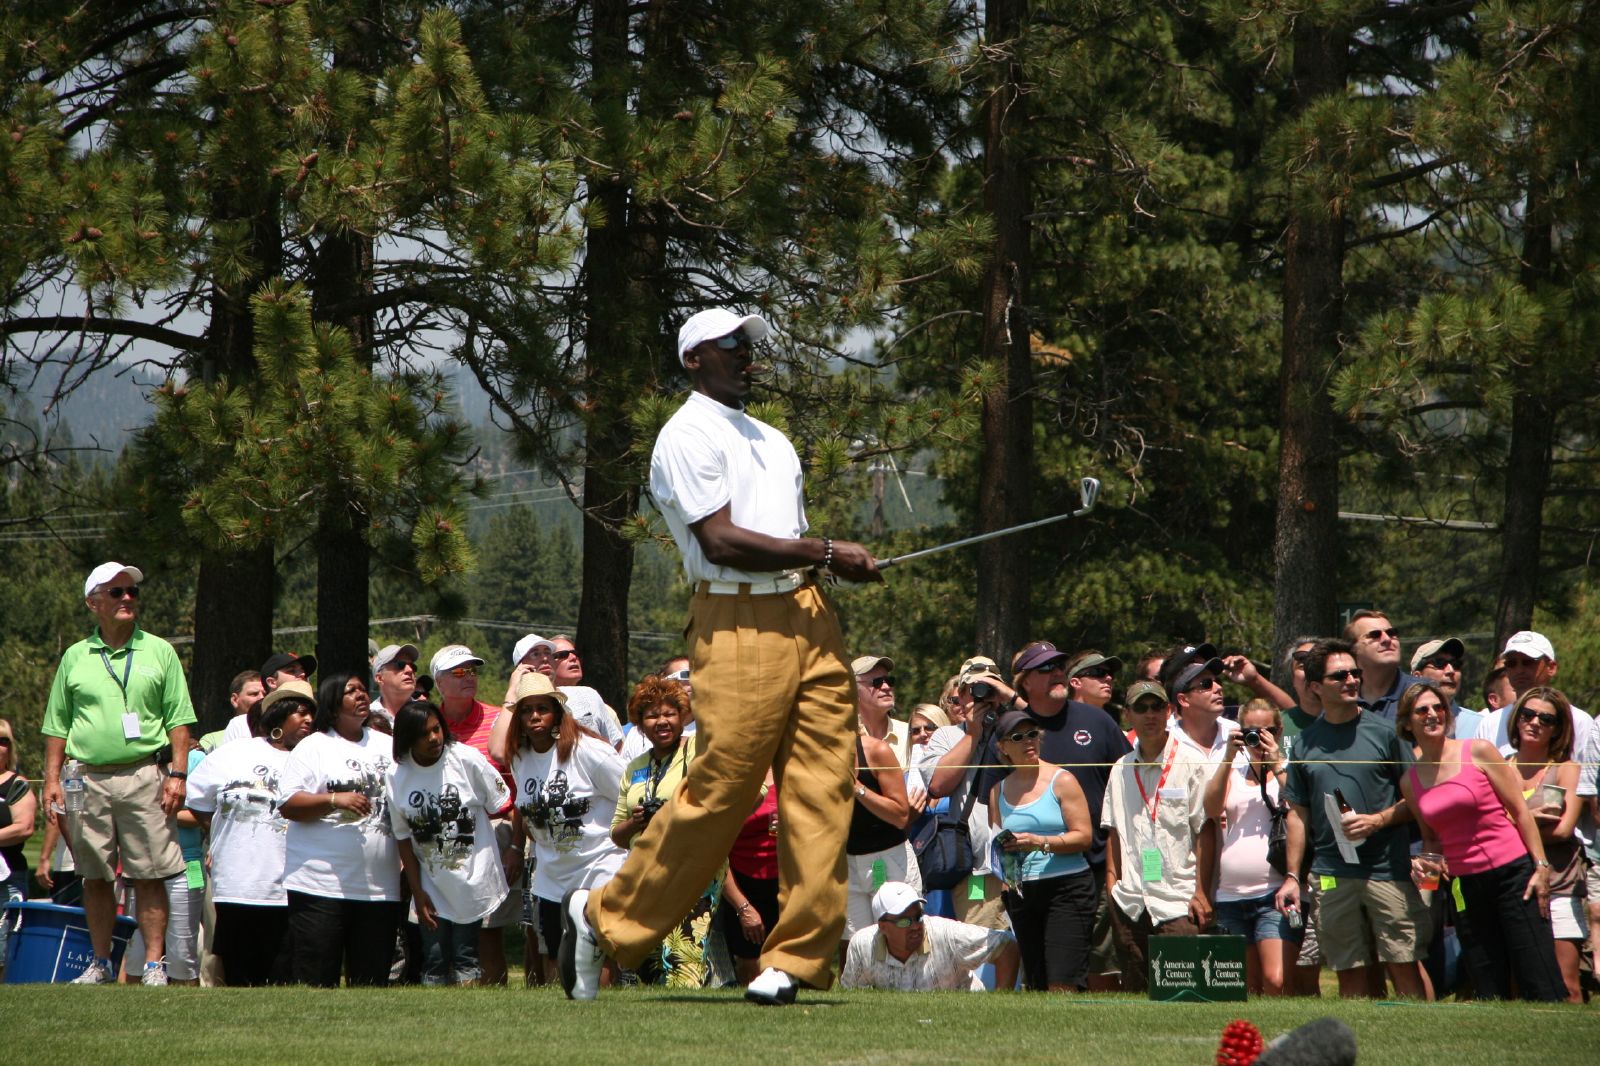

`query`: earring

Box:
[271,728,284,741]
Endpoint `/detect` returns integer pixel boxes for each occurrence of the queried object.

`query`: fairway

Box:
[3,985,1595,1065]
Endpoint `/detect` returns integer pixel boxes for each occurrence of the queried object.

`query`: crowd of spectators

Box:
[5,563,1597,1003]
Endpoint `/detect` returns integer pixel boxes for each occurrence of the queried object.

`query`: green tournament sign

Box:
[1148,935,1248,1002]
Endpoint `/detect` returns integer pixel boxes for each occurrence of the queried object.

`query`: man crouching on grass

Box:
[841,882,1019,991]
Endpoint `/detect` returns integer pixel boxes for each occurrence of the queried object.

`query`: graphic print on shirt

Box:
[217,763,286,831]
[403,784,477,870]
[519,769,589,852]
[329,755,394,832]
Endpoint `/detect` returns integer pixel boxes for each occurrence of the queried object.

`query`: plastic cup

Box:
[1416,851,1445,890]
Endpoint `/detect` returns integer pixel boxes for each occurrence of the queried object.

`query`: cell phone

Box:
[993,829,1016,848]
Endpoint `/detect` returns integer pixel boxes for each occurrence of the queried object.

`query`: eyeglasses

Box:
[1004,728,1042,743]
[1076,666,1115,680]
[553,650,580,662]
[1320,668,1364,684]
[1184,676,1221,692]
[0,736,11,747]
[884,910,924,929]
[447,666,478,678]
[1421,656,1459,671]
[712,334,749,350]
[909,724,936,736]
[1412,705,1449,721]
[1361,627,1399,642]
[664,668,691,681]
[1518,709,1560,728]
[103,585,140,600]
[864,675,895,689]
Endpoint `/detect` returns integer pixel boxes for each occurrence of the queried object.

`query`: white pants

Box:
[843,840,921,940]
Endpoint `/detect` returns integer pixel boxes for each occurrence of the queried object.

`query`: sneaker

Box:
[141,959,169,986]
[71,959,112,985]
[559,888,603,1001]
[744,967,798,1006]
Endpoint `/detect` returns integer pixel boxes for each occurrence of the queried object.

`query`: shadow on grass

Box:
[640,994,848,1007]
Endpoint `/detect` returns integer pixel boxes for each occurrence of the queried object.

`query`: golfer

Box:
[562,308,880,1005]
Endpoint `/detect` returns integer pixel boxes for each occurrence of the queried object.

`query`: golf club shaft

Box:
[878,479,1100,570]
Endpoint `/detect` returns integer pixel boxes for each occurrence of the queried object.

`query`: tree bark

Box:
[1493,176,1555,646]
[1270,19,1349,670]
[975,0,1034,667]
[191,545,276,730]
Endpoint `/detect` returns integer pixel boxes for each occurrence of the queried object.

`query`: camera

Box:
[1241,727,1264,747]
[639,795,665,823]
[970,680,996,701]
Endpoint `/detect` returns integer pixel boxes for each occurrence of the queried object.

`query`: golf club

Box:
[877,476,1101,570]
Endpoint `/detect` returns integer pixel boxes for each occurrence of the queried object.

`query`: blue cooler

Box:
[3,901,138,983]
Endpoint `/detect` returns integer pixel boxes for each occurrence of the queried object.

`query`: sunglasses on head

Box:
[864,675,895,689]
[1004,728,1042,743]
[1321,668,1363,684]
[102,585,140,600]
[1518,709,1560,727]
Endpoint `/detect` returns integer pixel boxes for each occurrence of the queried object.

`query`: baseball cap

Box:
[995,708,1034,736]
[510,670,568,708]
[430,644,484,676]
[1067,651,1123,679]
[372,644,419,674]
[1501,631,1555,662]
[851,655,895,677]
[259,678,316,715]
[959,655,998,681]
[1160,643,1223,695]
[84,561,144,598]
[1012,640,1068,674]
[676,308,770,366]
[1125,680,1170,708]
[512,633,556,666]
[1409,637,1465,672]
[870,881,928,922]
[261,651,318,680]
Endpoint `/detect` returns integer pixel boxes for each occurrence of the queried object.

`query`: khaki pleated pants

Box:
[587,579,856,988]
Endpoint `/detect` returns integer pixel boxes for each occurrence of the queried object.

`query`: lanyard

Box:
[1134,739,1177,825]
[647,741,688,800]
[98,648,134,713]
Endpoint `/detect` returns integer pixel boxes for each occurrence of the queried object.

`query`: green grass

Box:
[2,985,1594,1065]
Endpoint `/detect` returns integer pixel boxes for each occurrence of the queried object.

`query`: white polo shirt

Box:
[649,390,807,584]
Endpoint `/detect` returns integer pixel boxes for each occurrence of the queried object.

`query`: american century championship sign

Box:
[1147,934,1249,1002]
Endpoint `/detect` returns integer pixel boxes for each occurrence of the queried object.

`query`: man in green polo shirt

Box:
[41,561,197,985]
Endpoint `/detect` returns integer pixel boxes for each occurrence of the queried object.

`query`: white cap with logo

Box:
[676,308,769,366]
[1501,631,1556,662]
[430,644,484,676]
[512,633,556,666]
[870,881,927,922]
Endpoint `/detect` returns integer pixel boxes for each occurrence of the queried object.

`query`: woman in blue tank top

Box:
[988,709,1096,990]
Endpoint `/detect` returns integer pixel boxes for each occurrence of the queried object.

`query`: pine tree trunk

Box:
[190,545,275,730]
[975,0,1034,666]
[1494,178,1555,646]
[1270,19,1348,668]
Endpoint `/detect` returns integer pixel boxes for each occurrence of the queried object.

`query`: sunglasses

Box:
[1184,676,1221,692]
[1004,728,1042,743]
[1421,656,1459,671]
[1412,704,1449,721]
[884,910,924,929]
[1076,666,1115,680]
[864,675,895,689]
[664,668,691,682]
[553,650,580,662]
[1518,709,1560,728]
[909,723,937,735]
[1321,668,1364,684]
[447,666,478,678]
[712,333,749,350]
[0,736,11,747]
[1291,650,1312,665]
[1362,627,1399,641]
[103,585,140,600]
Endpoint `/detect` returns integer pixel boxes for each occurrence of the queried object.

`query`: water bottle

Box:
[63,760,86,814]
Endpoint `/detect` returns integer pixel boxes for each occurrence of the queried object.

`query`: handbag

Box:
[1262,775,1291,877]
[911,725,989,891]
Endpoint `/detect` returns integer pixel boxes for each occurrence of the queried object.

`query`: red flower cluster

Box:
[1216,1019,1264,1066]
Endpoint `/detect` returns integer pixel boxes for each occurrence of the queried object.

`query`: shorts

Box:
[954,875,1011,932]
[1086,879,1117,973]
[844,840,920,940]
[1317,876,1422,970]
[1215,891,1302,945]
[1585,862,1600,912]
[1549,895,1590,942]
[483,821,520,930]
[69,761,184,881]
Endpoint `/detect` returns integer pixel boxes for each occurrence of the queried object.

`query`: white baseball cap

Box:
[512,633,556,666]
[676,308,769,366]
[870,881,928,922]
[430,644,484,675]
[84,561,144,598]
[1501,630,1556,662]
[372,644,420,674]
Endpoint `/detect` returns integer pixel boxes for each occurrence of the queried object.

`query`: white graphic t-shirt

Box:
[186,737,294,904]
[282,729,400,902]
[510,736,626,902]
[388,742,511,923]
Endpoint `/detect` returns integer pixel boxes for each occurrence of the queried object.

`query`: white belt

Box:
[695,570,811,596]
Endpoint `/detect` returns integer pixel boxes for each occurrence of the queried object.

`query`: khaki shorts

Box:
[1316,875,1421,970]
[68,761,184,881]
[953,875,1011,931]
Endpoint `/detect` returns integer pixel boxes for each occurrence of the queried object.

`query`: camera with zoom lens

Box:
[970,680,996,701]
[1241,727,1264,747]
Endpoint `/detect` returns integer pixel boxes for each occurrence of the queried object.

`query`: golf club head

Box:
[1076,477,1100,514]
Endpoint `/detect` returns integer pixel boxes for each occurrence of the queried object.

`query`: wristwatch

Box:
[854,784,867,798]
[1535,859,1552,869]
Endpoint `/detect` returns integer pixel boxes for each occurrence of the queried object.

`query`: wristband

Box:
[1283,872,1299,882]
[167,771,187,780]
[822,537,835,570]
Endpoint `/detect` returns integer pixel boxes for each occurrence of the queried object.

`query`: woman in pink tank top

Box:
[1395,682,1563,1001]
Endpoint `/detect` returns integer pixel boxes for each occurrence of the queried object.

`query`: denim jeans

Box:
[420,917,483,985]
